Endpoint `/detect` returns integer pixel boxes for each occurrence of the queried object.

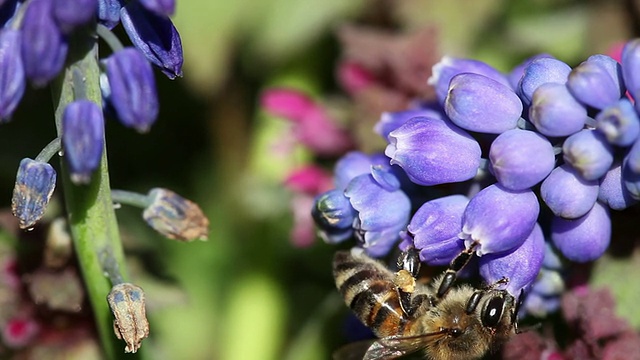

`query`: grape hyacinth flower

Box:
[566,54,624,110]
[518,57,571,105]
[540,164,599,219]
[0,1,206,355]
[528,82,587,137]
[595,99,640,147]
[563,129,614,181]
[551,202,611,262]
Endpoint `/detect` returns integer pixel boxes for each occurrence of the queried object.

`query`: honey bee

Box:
[333,247,517,360]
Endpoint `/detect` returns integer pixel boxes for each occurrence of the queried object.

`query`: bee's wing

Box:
[332,339,376,360]
[363,331,448,360]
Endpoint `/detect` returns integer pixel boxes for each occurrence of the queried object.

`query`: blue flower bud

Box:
[139,0,175,16]
[461,184,539,256]
[595,99,640,147]
[444,73,522,134]
[385,116,481,186]
[375,107,443,141]
[344,170,411,257]
[540,164,599,219]
[312,189,357,244]
[601,163,637,210]
[624,135,640,174]
[478,223,545,298]
[551,202,611,262]
[528,83,586,137]
[401,194,468,266]
[333,152,389,190]
[98,0,124,29]
[563,129,614,181]
[11,158,57,229]
[489,129,555,190]
[53,0,98,33]
[508,54,553,91]
[567,55,624,110]
[621,39,640,105]
[518,57,571,105]
[542,242,563,270]
[102,48,159,133]
[0,29,25,122]
[428,56,510,104]
[142,188,209,241]
[20,0,68,87]
[530,268,565,297]
[62,100,105,184]
[120,2,183,79]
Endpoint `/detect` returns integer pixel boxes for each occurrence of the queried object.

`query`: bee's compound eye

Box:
[482,296,505,328]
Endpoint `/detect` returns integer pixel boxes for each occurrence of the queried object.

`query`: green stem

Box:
[50,30,130,360]
[111,189,152,209]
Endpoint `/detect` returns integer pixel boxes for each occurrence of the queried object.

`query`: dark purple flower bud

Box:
[344,169,411,257]
[385,116,481,186]
[11,158,57,229]
[563,129,614,181]
[102,48,159,132]
[20,0,68,87]
[479,223,545,297]
[461,184,539,256]
[312,189,357,244]
[142,188,209,241]
[599,163,637,210]
[444,73,522,134]
[518,57,571,105]
[333,152,389,190]
[551,202,611,262]
[375,107,443,141]
[139,0,175,16]
[621,39,640,104]
[508,54,553,91]
[540,164,599,219]
[428,56,510,104]
[489,129,555,190]
[54,0,98,33]
[62,100,105,184]
[120,2,183,79]
[98,0,124,29]
[595,99,639,147]
[528,83,587,137]
[0,29,25,122]
[399,195,468,266]
[567,55,624,110]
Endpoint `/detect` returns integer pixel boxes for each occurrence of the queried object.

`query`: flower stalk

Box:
[50,29,129,360]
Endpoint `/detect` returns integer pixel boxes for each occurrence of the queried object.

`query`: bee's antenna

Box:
[437,241,479,298]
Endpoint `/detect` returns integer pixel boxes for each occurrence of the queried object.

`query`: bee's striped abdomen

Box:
[333,250,410,338]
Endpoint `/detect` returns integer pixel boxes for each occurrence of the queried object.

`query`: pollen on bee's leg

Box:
[393,269,416,293]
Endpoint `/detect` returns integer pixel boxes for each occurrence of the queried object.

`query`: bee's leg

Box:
[436,241,479,299]
[393,247,422,316]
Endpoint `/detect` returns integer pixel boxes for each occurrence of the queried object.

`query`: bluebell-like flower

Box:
[20,0,68,87]
[566,55,624,110]
[312,189,357,244]
[540,164,599,219]
[488,129,555,190]
[531,268,565,297]
[623,160,640,200]
[333,151,389,190]
[428,56,510,104]
[102,47,159,133]
[399,194,468,266]
[478,223,545,298]
[53,0,98,33]
[624,136,640,174]
[62,100,105,184]
[528,82,586,137]
[98,0,124,29]
[601,163,636,210]
[142,188,209,241]
[11,158,57,230]
[344,168,411,257]
[621,39,640,105]
[460,183,540,256]
[508,54,553,91]
[551,201,611,262]
[542,242,563,270]
[522,292,560,318]
[0,29,25,122]
[375,106,443,141]
[444,73,522,134]
[120,2,183,79]
[139,0,175,16]
[595,99,640,147]
[563,129,614,181]
[518,57,571,105]
[385,116,481,186]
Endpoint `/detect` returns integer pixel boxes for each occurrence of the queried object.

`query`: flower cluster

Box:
[312,40,640,303]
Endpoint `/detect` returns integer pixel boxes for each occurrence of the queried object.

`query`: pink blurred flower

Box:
[337,61,377,95]
[2,317,39,348]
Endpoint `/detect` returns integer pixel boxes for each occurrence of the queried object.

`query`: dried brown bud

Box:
[107,283,149,353]
[44,218,72,269]
[142,188,209,241]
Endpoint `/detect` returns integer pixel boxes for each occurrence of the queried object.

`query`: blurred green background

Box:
[1,0,638,359]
